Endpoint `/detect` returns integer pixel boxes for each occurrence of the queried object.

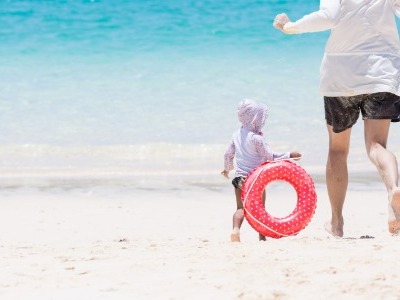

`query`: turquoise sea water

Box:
[1,0,399,187]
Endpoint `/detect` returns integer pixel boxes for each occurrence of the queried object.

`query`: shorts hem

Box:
[331,124,354,133]
[362,116,400,120]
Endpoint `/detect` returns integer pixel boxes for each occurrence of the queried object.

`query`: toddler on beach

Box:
[221,99,301,242]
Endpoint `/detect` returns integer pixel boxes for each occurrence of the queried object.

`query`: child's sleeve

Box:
[284,0,341,33]
[224,141,235,171]
[253,135,290,162]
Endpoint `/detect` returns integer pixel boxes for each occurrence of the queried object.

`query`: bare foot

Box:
[231,233,240,242]
[388,220,400,235]
[231,228,240,242]
[324,220,343,238]
[389,189,400,235]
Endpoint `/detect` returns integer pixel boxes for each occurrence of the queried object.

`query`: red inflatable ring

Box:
[241,160,317,239]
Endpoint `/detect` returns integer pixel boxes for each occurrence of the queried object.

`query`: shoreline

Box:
[0,166,384,192]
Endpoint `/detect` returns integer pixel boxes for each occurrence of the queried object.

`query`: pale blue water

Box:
[1,0,399,186]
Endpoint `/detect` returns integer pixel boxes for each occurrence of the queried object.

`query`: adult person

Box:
[273,0,400,237]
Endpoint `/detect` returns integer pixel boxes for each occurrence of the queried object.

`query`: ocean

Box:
[1,0,399,190]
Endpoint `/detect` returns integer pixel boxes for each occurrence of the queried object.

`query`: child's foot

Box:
[231,233,240,242]
[389,188,400,235]
[231,227,240,242]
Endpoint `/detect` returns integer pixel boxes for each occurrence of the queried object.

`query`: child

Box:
[221,99,301,242]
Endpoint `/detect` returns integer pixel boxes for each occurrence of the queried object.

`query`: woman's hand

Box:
[274,13,299,34]
[273,13,290,31]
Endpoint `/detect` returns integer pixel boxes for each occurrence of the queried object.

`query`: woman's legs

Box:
[364,119,400,234]
[326,125,351,237]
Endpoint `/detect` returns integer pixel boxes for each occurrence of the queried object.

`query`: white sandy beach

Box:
[0,172,399,300]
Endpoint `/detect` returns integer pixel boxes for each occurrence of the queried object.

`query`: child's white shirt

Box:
[224,127,290,178]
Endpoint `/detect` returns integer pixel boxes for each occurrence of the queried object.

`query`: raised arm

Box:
[392,0,400,17]
[275,0,341,34]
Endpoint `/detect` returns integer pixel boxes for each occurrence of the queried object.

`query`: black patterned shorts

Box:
[324,92,400,133]
[232,176,245,189]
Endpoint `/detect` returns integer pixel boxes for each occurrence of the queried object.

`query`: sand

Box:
[0,176,399,300]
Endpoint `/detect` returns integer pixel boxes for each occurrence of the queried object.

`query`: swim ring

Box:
[241,160,317,239]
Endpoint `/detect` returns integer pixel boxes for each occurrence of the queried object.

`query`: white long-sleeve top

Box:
[285,0,400,96]
[224,127,290,178]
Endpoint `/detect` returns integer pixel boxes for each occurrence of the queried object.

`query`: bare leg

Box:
[325,125,351,237]
[259,191,266,241]
[364,119,400,234]
[231,187,244,242]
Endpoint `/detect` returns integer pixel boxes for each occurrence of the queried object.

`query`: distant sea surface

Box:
[1,0,399,188]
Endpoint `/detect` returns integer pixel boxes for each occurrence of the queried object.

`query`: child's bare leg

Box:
[231,187,244,242]
[231,209,244,242]
[259,190,266,241]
